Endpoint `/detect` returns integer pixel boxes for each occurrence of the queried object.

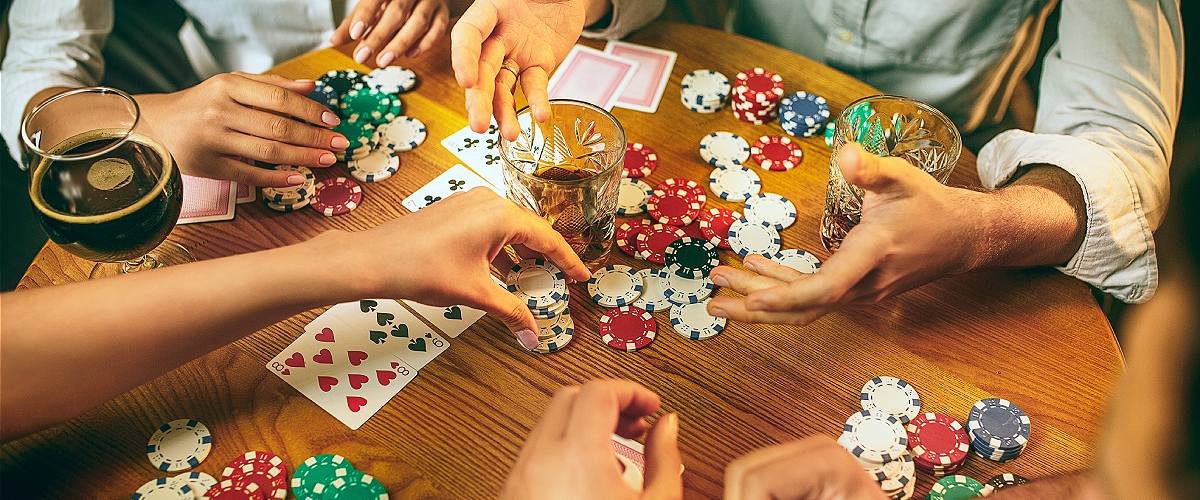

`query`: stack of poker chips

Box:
[967,398,1031,461]
[837,410,914,500]
[928,475,992,499]
[313,67,427,178]
[679,69,731,113]
[906,411,971,476]
[778,91,831,138]
[261,165,317,212]
[730,67,784,124]
[506,258,574,354]
[290,453,388,499]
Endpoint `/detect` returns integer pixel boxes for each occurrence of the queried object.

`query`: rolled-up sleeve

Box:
[581,0,666,39]
[977,0,1182,303]
[1,0,113,163]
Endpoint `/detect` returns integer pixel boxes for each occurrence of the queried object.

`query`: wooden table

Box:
[2,22,1122,498]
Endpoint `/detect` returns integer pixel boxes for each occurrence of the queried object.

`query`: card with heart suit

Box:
[604,41,677,113]
[325,299,450,370]
[178,175,236,224]
[547,45,639,111]
[440,123,506,189]
[401,164,500,212]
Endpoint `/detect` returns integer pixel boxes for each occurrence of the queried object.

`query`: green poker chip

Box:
[322,473,388,499]
[291,454,358,499]
[928,474,988,500]
[664,237,719,279]
[339,88,403,126]
[333,118,377,161]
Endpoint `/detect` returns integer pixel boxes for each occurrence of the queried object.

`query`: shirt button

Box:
[837,29,854,42]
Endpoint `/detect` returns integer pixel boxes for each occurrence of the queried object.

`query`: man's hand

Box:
[331,0,451,65]
[451,0,588,140]
[725,436,887,500]
[708,143,986,325]
[135,72,347,187]
[501,379,683,500]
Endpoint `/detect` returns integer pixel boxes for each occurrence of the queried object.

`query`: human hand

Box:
[501,379,683,500]
[331,0,451,66]
[451,0,587,140]
[724,435,887,500]
[135,72,347,187]
[708,143,984,325]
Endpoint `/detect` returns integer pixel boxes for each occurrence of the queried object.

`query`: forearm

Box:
[0,230,372,440]
[990,471,1106,500]
[968,165,1086,270]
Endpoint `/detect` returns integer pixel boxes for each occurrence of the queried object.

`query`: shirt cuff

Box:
[977,129,1158,303]
[581,0,665,40]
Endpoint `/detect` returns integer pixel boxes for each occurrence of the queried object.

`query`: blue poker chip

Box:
[967,398,1031,451]
[309,81,339,109]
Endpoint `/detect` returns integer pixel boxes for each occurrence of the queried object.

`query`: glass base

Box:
[89,240,195,279]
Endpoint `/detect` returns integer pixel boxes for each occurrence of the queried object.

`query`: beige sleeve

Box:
[581,0,667,39]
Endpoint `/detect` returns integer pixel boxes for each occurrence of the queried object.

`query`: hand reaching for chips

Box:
[331,0,452,65]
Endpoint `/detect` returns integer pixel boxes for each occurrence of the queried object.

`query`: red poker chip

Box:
[733,110,775,124]
[751,135,803,171]
[309,176,363,216]
[203,479,261,500]
[615,219,653,258]
[647,190,703,227]
[906,412,970,469]
[699,208,739,249]
[681,220,706,240]
[635,224,685,264]
[222,451,287,499]
[655,177,705,201]
[623,143,658,178]
[733,68,784,99]
[599,305,657,351]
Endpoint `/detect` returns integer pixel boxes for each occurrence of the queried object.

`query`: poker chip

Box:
[506,258,567,309]
[779,91,830,138]
[366,65,418,94]
[635,224,685,264]
[531,296,570,320]
[928,475,988,500]
[310,177,362,216]
[699,131,750,166]
[699,208,739,249]
[987,473,1029,489]
[348,147,401,183]
[841,410,908,465]
[967,398,1031,460]
[313,473,388,500]
[381,116,427,151]
[708,165,761,202]
[727,218,782,258]
[333,118,377,161]
[309,81,339,110]
[680,69,730,113]
[533,319,575,354]
[266,197,311,212]
[222,451,288,500]
[587,264,643,307]
[340,88,402,125]
[664,237,719,279]
[906,412,971,470]
[824,121,837,148]
[599,306,656,352]
[617,178,653,215]
[173,471,218,498]
[859,376,921,424]
[663,264,715,305]
[133,477,191,500]
[681,220,706,240]
[750,135,804,172]
[671,300,725,340]
[656,178,706,201]
[743,193,797,229]
[631,268,673,312]
[261,165,316,204]
[731,68,783,122]
[317,69,364,97]
[616,219,653,258]
[146,419,213,472]
[291,454,358,499]
[623,143,658,178]
[202,478,260,500]
[772,249,821,274]
[647,189,703,227]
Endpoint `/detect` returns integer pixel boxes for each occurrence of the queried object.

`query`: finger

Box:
[615,414,652,441]
[838,142,914,195]
[473,278,540,348]
[524,385,580,448]
[355,1,411,65]
[408,5,448,58]
[226,76,340,127]
[450,0,499,88]
[233,72,318,94]
[216,156,301,187]
[507,211,591,283]
[565,380,661,440]
[511,244,541,262]
[332,0,386,44]
[706,296,822,326]
[493,69,520,140]
[224,132,337,168]
[518,66,552,123]
[223,107,348,152]
[467,39,506,133]
[378,0,438,65]
[641,414,684,500]
[745,230,885,312]
[742,254,809,282]
[708,266,785,295]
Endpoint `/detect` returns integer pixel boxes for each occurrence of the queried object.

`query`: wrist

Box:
[954,188,1001,274]
[299,230,388,301]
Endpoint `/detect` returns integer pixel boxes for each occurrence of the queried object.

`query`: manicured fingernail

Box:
[287,174,305,185]
[354,46,372,64]
[708,304,727,318]
[331,135,349,149]
[743,260,757,272]
[515,329,539,350]
[319,152,336,165]
[377,51,396,67]
[322,111,340,126]
[295,79,314,84]
[710,273,728,287]
[350,21,365,40]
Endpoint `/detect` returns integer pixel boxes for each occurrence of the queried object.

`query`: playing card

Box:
[178,175,236,224]
[440,123,506,189]
[604,41,677,113]
[327,299,451,370]
[402,164,500,212]
[610,434,686,475]
[234,181,255,204]
[403,301,487,338]
[547,45,639,111]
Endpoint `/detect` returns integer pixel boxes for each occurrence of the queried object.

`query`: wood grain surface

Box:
[1,22,1123,499]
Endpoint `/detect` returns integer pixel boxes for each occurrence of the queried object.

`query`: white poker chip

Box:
[366,65,418,93]
[708,165,762,202]
[617,178,653,216]
[773,249,821,274]
[146,419,212,472]
[133,477,191,500]
[842,410,908,464]
[506,258,567,309]
[727,218,782,258]
[348,147,400,183]
[663,264,715,305]
[171,472,217,498]
[631,268,673,312]
[744,192,797,230]
[382,116,427,151]
[671,299,726,340]
[698,131,750,166]
[587,264,643,307]
[860,376,922,424]
[680,69,730,112]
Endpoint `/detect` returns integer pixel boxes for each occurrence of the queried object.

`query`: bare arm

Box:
[969,164,1088,270]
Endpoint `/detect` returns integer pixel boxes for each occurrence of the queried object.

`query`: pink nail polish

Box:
[287,173,305,185]
[515,329,539,350]
[377,52,396,67]
[295,79,314,84]
[350,20,365,40]
[354,46,371,64]
[322,111,340,126]
[319,153,336,166]
[331,136,349,150]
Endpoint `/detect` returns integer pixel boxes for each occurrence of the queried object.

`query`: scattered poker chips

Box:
[647,188,703,227]
[318,69,365,98]
[133,477,191,500]
[928,475,990,500]
[340,88,402,125]
[664,237,719,279]
[699,208,739,249]
[987,473,1029,489]
[656,177,706,201]
[743,193,797,230]
[506,258,567,309]
[204,478,261,499]
[772,249,821,274]
[906,411,971,474]
[587,264,643,307]
[349,147,401,183]
[631,268,673,312]
[365,66,418,94]
[310,177,362,216]
[599,305,657,351]
[221,450,288,500]
[750,135,804,172]
[839,410,908,465]
[172,471,217,498]
[309,81,339,110]
[616,219,653,258]
[779,91,830,138]
[663,264,715,305]
[671,300,725,340]
[680,69,731,113]
[731,68,784,123]
[635,224,686,265]
[617,178,653,215]
[291,454,356,499]
[708,164,761,202]
[699,131,750,166]
[146,419,213,472]
[727,218,782,258]
[860,376,922,424]
[381,116,427,151]
[967,398,1031,461]
[623,143,659,178]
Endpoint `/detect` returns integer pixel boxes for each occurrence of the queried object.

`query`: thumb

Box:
[837,142,911,194]
[476,279,540,351]
[641,413,683,500]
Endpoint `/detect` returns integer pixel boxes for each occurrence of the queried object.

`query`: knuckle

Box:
[266,86,290,109]
[255,141,280,160]
[268,118,294,139]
